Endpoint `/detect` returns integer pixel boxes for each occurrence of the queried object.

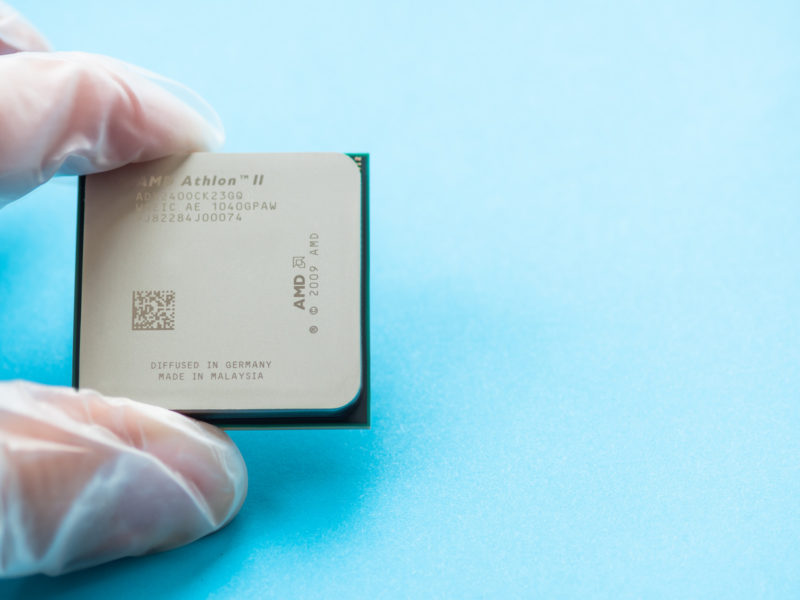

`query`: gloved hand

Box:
[0,2,247,577]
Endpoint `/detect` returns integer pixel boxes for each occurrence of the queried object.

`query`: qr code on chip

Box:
[132,290,175,330]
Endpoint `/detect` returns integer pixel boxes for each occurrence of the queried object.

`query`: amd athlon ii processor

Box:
[73,153,369,428]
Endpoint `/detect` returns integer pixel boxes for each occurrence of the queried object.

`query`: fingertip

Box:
[55,52,226,167]
[133,62,226,152]
[177,417,249,527]
[0,51,225,201]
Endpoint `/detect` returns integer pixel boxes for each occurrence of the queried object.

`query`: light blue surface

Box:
[2,1,800,597]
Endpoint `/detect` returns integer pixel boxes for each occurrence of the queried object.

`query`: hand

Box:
[0,3,247,577]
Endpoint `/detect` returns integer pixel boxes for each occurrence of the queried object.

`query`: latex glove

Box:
[0,3,223,205]
[0,3,247,577]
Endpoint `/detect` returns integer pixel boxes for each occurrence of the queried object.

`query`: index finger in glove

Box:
[0,381,247,577]
[0,51,224,206]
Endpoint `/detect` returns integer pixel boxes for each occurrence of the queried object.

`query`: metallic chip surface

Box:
[75,153,368,427]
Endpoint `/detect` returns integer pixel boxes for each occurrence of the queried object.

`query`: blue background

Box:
[2,1,799,597]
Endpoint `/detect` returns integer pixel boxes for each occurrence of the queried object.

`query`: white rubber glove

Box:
[0,3,247,577]
[0,382,247,577]
[0,2,223,205]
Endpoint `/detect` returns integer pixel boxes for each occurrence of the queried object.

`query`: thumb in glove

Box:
[0,382,247,577]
